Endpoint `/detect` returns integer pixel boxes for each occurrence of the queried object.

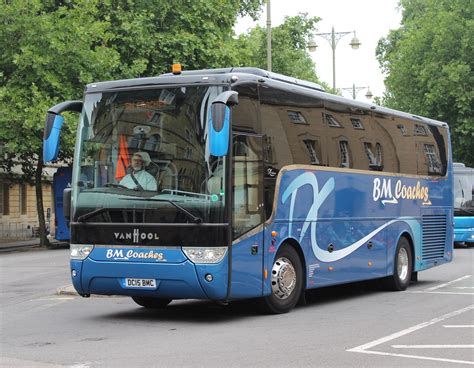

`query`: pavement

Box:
[0,237,69,252]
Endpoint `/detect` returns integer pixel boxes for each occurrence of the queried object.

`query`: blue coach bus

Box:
[453,163,474,245]
[43,67,453,313]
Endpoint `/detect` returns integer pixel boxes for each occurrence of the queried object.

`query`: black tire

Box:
[384,236,413,291]
[260,246,303,314]
[132,296,172,309]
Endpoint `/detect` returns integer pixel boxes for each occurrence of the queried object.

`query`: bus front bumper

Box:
[70,256,228,300]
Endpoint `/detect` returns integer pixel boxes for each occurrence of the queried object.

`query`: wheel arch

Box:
[399,231,415,271]
[278,238,307,290]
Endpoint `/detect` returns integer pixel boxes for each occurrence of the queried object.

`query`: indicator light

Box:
[205,273,213,282]
[271,231,278,237]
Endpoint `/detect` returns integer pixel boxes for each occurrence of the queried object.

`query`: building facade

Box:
[0,166,57,241]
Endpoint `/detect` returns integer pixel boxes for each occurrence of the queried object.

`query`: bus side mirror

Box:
[43,113,65,162]
[209,91,238,157]
[63,188,72,221]
[43,100,83,163]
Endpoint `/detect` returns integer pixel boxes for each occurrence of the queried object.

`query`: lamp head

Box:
[350,31,361,49]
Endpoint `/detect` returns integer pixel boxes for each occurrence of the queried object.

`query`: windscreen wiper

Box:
[454,208,474,216]
[77,208,109,223]
[120,198,203,223]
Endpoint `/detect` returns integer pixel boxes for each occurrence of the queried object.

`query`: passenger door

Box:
[230,133,266,298]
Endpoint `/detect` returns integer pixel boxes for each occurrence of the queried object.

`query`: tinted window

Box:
[258,84,325,169]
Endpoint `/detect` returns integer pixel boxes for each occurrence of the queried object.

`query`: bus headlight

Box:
[182,247,227,264]
[70,244,94,260]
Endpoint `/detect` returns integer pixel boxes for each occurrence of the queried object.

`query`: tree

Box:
[376,0,473,166]
[0,0,263,246]
[233,13,332,90]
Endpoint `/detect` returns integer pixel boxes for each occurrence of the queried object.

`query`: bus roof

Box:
[85,67,448,129]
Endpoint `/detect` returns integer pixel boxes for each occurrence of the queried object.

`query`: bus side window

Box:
[232,135,264,238]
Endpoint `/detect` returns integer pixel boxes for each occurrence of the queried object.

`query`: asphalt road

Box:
[1,247,473,367]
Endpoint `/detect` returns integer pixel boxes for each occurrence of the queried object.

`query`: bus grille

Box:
[422,214,447,260]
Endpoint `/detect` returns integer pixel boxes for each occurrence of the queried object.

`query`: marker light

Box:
[182,247,227,264]
[172,63,182,74]
[70,244,94,260]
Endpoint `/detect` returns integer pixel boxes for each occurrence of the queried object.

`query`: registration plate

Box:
[124,278,156,288]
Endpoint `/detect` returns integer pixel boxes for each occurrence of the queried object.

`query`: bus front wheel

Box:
[132,296,172,309]
[384,236,412,291]
[261,246,303,314]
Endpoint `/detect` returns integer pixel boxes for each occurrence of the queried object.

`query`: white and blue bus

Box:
[453,163,474,246]
[43,67,453,313]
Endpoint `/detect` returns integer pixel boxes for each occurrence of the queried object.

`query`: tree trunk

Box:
[35,149,50,247]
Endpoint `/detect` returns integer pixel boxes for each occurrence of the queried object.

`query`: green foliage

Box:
[234,13,329,88]
[376,0,473,166]
[0,0,120,176]
[0,0,264,175]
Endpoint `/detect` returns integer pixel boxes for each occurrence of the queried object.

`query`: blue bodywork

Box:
[53,167,72,241]
[454,217,474,243]
[73,166,453,301]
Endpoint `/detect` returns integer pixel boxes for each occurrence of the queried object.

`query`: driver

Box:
[119,152,157,191]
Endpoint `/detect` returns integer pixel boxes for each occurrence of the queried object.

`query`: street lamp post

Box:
[266,0,272,72]
[341,84,373,100]
[308,27,361,90]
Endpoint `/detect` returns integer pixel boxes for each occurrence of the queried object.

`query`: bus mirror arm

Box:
[43,100,83,163]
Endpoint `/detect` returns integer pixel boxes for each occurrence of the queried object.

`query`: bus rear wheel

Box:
[384,236,412,291]
[132,296,172,309]
[260,246,303,314]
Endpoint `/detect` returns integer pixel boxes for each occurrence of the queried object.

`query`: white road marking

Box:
[455,287,474,289]
[409,291,474,296]
[425,275,471,291]
[393,345,474,349]
[348,304,474,365]
[444,325,474,328]
[347,350,474,365]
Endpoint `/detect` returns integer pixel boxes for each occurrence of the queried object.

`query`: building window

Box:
[143,134,161,152]
[325,114,342,127]
[303,139,320,165]
[414,124,428,136]
[364,142,383,170]
[185,128,192,142]
[350,118,364,130]
[149,112,162,125]
[20,183,27,215]
[375,143,383,167]
[424,144,442,174]
[287,110,307,124]
[364,143,376,166]
[185,146,193,159]
[339,141,350,168]
[2,183,9,215]
[397,124,407,136]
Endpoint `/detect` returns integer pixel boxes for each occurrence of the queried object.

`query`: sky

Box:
[234,0,402,101]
